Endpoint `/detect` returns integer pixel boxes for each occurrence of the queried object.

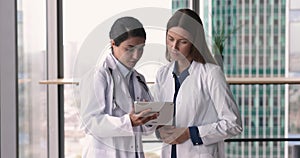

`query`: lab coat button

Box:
[130,146,133,148]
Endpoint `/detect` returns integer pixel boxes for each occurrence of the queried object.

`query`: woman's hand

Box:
[157,125,190,144]
[129,108,159,127]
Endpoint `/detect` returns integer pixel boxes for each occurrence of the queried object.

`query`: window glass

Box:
[17,0,48,157]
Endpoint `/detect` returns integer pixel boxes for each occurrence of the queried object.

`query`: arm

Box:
[79,69,134,138]
[80,69,140,137]
[80,69,158,138]
[198,66,243,145]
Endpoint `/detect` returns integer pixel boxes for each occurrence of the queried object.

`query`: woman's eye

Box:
[137,47,144,52]
[167,36,174,41]
[127,48,135,53]
[126,45,144,53]
[180,40,188,44]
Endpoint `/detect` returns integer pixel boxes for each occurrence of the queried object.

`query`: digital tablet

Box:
[134,101,174,125]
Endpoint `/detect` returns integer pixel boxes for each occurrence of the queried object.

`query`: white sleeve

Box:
[149,66,165,102]
[199,66,243,145]
[79,69,134,138]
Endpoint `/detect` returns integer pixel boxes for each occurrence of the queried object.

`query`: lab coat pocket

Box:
[193,143,218,158]
[198,153,214,158]
[188,148,215,158]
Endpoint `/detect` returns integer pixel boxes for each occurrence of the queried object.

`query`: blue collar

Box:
[172,61,191,84]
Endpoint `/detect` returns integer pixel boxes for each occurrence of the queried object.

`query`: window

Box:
[227,37,231,45]
[245,19,249,25]
[245,35,249,44]
[274,117,278,126]
[266,117,269,127]
[252,36,256,45]
[245,55,250,65]
[259,96,264,106]
[252,15,256,25]
[274,19,278,25]
[259,36,264,46]
[260,15,264,24]
[252,55,256,65]
[17,0,48,157]
[228,16,231,25]
[274,96,278,106]
[238,96,242,105]
[260,0,264,5]
[259,117,264,126]
[259,55,264,66]
[274,36,278,45]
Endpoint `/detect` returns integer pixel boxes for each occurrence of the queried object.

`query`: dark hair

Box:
[109,17,146,46]
[166,8,206,63]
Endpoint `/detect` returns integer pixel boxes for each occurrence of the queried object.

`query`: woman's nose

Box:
[171,41,178,49]
[132,49,142,59]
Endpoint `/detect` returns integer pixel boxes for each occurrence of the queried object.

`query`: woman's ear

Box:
[110,39,115,46]
[110,40,115,54]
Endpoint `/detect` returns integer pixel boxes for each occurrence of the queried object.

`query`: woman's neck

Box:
[177,59,192,74]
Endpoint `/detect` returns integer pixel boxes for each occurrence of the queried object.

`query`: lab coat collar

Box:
[104,52,117,70]
[106,53,133,79]
[104,53,132,113]
[170,60,196,75]
[187,60,198,74]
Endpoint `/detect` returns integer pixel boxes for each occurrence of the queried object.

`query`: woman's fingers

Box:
[136,108,152,117]
[159,127,189,144]
[130,109,159,126]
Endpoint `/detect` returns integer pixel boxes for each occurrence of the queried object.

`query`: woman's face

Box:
[166,27,193,61]
[112,36,145,69]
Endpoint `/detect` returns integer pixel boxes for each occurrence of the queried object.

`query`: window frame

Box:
[0,0,18,158]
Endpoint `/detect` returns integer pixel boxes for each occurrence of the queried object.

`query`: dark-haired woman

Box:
[80,16,158,158]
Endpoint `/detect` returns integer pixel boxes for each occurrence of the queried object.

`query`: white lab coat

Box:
[152,61,243,158]
[79,53,154,158]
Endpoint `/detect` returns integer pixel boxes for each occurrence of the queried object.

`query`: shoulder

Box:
[79,67,108,91]
[204,63,227,85]
[94,64,110,76]
[191,62,225,82]
[97,54,117,77]
[156,62,174,78]
[192,62,220,71]
[192,62,222,75]
[83,61,113,85]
